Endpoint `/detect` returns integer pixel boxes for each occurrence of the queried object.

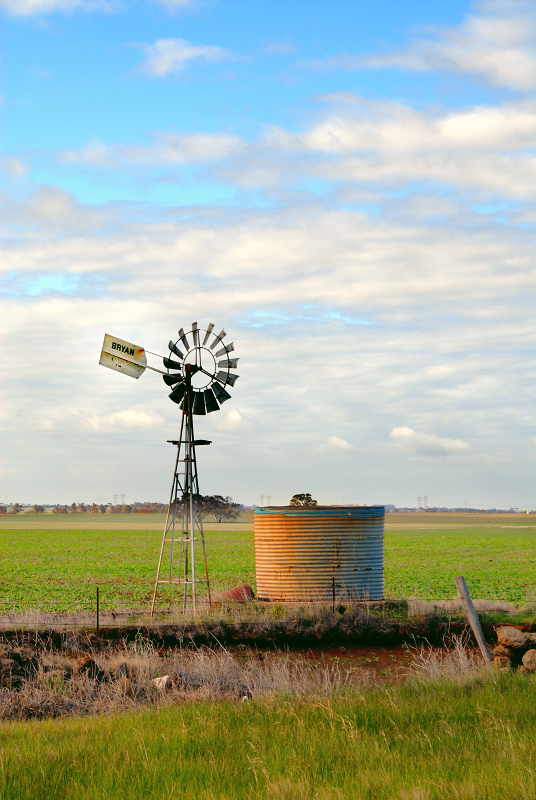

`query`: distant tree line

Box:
[0,497,242,520]
[50,502,168,514]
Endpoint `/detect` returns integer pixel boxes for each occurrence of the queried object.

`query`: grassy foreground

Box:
[0,674,534,799]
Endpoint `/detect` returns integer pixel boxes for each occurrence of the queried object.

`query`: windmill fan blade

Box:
[163,374,183,387]
[178,328,190,350]
[169,383,186,404]
[217,358,239,369]
[202,323,214,346]
[192,322,199,347]
[192,391,206,415]
[213,382,231,404]
[210,330,226,350]
[168,340,184,359]
[216,370,239,386]
[204,387,220,413]
[214,342,234,358]
[163,357,183,371]
[225,372,239,387]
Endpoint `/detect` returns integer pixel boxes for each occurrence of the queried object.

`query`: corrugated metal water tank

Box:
[254,506,385,602]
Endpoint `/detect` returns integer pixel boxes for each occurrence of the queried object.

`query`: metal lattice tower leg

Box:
[150,382,211,618]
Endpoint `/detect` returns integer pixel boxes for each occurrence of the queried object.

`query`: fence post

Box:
[332,577,335,613]
[454,576,492,665]
[96,587,100,635]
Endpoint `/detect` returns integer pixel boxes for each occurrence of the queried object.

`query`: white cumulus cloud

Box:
[312,437,356,454]
[307,5,536,91]
[61,132,244,168]
[390,427,471,456]
[137,38,233,77]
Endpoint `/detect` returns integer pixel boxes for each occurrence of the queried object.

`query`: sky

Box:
[1,0,535,509]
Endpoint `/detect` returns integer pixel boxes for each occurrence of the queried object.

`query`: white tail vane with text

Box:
[99,334,147,379]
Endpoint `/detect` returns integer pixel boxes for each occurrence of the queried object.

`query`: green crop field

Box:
[0,513,535,613]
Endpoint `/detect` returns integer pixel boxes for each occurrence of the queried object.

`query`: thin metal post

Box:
[96,587,100,634]
[332,577,335,613]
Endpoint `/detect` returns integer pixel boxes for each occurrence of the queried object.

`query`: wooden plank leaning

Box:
[454,576,492,665]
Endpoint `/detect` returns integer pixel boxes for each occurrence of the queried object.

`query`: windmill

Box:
[99,323,239,616]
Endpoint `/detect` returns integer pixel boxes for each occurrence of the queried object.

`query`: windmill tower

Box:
[99,322,239,616]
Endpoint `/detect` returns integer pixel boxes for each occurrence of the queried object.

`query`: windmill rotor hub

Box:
[183,346,216,389]
[165,323,239,415]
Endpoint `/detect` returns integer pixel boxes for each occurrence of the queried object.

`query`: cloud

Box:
[83,409,165,432]
[305,4,536,91]
[297,98,536,153]
[61,132,244,168]
[0,0,111,14]
[390,427,471,456]
[58,96,536,202]
[234,97,536,200]
[136,38,233,78]
[0,186,115,233]
[212,408,260,434]
[2,157,30,178]
[315,436,356,454]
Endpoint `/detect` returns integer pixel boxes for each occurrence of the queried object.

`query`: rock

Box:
[492,655,512,672]
[518,666,530,675]
[496,627,529,650]
[492,645,512,657]
[213,584,255,603]
[114,662,130,680]
[521,649,536,673]
[152,675,172,691]
[172,670,252,699]
[526,633,536,645]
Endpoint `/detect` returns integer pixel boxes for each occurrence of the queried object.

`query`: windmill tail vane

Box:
[99,322,239,616]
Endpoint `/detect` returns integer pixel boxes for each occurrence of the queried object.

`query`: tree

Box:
[10,503,21,514]
[187,495,242,523]
[0,505,6,514]
[289,493,317,507]
[52,506,68,514]
[32,505,45,514]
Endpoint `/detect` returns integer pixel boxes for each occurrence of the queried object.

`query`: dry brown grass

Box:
[406,633,489,683]
[0,634,380,721]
